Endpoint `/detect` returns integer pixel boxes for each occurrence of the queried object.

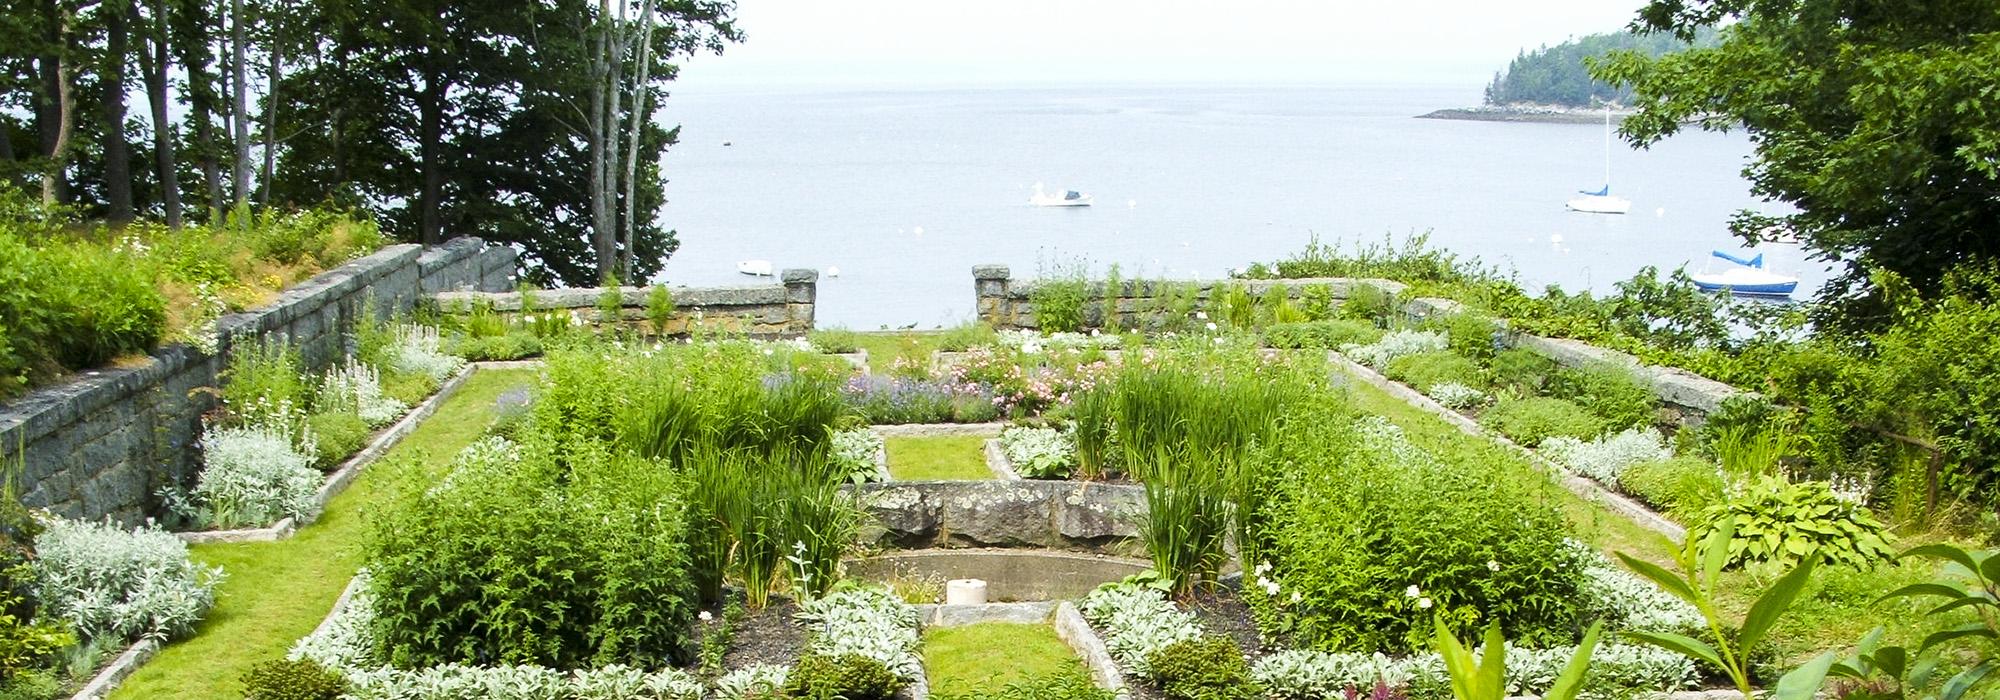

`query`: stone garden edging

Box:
[1326,351,1688,542]
[176,364,478,544]
[982,439,1021,480]
[1053,602,1127,696]
[869,422,1008,438]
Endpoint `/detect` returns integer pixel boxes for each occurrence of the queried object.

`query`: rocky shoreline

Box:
[1417,105,1632,124]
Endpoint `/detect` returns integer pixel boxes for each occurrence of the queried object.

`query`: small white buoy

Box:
[1549,234,1564,245]
[1655,207,1666,217]
[1127,199,1137,208]
[826,266,841,278]
[945,579,988,605]
[913,226,925,236]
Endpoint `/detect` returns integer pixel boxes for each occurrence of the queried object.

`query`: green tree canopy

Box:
[1594,0,2000,331]
[1484,29,1712,108]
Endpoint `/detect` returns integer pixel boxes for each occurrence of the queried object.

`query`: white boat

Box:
[736,259,774,276]
[1030,182,1092,207]
[1690,250,1798,297]
[1566,107,1631,215]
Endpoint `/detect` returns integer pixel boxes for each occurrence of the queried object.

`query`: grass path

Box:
[921,622,1084,695]
[112,367,538,698]
[886,435,993,481]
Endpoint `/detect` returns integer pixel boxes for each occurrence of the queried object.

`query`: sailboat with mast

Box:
[1565,107,1631,215]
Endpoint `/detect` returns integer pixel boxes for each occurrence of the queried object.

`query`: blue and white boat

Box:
[1690,250,1798,297]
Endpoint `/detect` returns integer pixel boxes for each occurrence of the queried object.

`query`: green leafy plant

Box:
[1341,283,1394,323]
[936,321,998,351]
[1693,475,1894,570]
[1548,362,1657,431]
[596,274,625,326]
[783,652,908,700]
[1427,311,1501,362]
[241,658,347,700]
[1613,517,1833,700]
[1384,351,1485,393]
[1434,616,1602,700]
[1031,257,1092,333]
[1299,283,1337,321]
[1620,456,1727,518]
[1812,544,2000,700]
[1479,396,1603,446]
[305,411,369,470]
[1488,348,1559,396]
[1145,637,1261,700]
[645,284,676,336]
[808,327,861,354]
[222,339,310,431]
[1262,320,1384,350]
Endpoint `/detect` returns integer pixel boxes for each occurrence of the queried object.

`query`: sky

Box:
[673,0,1653,88]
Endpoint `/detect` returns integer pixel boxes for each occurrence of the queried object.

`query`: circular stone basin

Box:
[847,549,1152,602]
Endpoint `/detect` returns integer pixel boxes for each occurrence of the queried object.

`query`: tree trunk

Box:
[102,0,134,222]
[175,0,225,221]
[418,62,443,245]
[586,0,614,278]
[229,0,249,213]
[258,0,284,207]
[41,3,75,209]
[137,0,180,228]
[0,118,13,165]
[35,0,67,205]
[619,0,656,279]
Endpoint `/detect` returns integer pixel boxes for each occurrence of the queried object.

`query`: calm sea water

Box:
[654,84,1810,329]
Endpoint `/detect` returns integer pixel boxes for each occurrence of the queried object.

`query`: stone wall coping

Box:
[176,363,478,544]
[433,282,792,312]
[993,274,1410,301]
[913,601,1057,627]
[983,438,1021,480]
[869,422,1008,438]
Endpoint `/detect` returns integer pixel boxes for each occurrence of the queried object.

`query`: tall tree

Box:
[1596,0,2000,331]
[133,0,178,227]
[99,0,134,221]
[228,0,248,211]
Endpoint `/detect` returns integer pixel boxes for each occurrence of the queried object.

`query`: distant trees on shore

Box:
[1483,29,1715,108]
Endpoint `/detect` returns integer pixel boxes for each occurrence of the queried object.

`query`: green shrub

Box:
[1383,351,1484,392]
[1693,476,1895,570]
[1261,320,1383,350]
[1426,311,1500,362]
[305,411,369,470]
[378,372,437,407]
[1618,456,1726,518]
[240,658,347,700]
[222,339,310,428]
[646,284,676,335]
[245,209,384,267]
[1298,284,1337,321]
[1479,396,1603,446]
[1031,258,1091,333]
[808,328,861,354]
[366,441,698,669]
[1340,283,1393,323]
[1144,637,1260,700]
[0,594,71,683]
[1489,348,1558,396]
[596,277,626,326]
[1255,402,1585,653]
[0,230,167,395]
[1547,363,1657,431]
[936,322,998,352]
[0,669,59,700]
[446,332,542,361]
[782,653,907,700]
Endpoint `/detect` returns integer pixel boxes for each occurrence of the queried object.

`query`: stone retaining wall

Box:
[431,268,817,338]
[0,238,516,525]
[971,265,1746,419]
[854,480,1144,552]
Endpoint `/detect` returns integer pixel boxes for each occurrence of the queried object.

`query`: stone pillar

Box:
[782,268,818,333]
[973,264,1011,329]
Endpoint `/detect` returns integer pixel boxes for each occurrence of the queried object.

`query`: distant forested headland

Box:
[1482,28,1718,108]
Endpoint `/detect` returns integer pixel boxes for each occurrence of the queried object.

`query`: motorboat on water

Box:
[1690,250,1798,297]
[1030,182,1092,207]
[1565,107,1631,215]
[736,259,775,276]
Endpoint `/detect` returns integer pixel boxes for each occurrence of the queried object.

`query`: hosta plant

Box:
[830,429,887,484]
[1694,475,1894,570]
[998,426,1076,478]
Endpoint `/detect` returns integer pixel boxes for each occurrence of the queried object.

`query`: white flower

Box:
[1418,597,1433,609]
[763,348,775,356]
[794,540,807,554]
[1022,341,1043,354]
[1256,561,1273,575]
[1289,591,1303,604]
[699,611,713,622]
[1205,321,1219,332]
[1261,578,1281,596]
[1195,311,1208,320]
[1405,585,1421,598]
[1090,329,1100,337]
[1487,560,1501,572]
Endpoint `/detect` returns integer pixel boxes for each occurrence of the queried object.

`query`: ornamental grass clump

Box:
[31,517,223,643]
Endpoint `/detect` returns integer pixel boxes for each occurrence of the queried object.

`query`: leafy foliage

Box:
[1384,351,1485,393]
[241,658,347,700]
[31,517,223,643]
[1546,363,1657,432]
[1692,476,1895,570]
[1620,456,1727,518]
[1434,618,1601,700]
[1262,320,1385,350]
[998,426,1076,479]
[782,653,906,700]
[1816,544,2000,700]
[1145,637,1261,700]
[1483,29,1713,107]
[1478,397,1603,447]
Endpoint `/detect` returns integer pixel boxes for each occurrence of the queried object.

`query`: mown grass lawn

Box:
[921,622,1085,695]
[111,367,538,699]
[1338,365,1967,666]
[886,435,993,481]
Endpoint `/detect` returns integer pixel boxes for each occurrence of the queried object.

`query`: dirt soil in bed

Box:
[1186,586,1274,659]
[720,599,805,670]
